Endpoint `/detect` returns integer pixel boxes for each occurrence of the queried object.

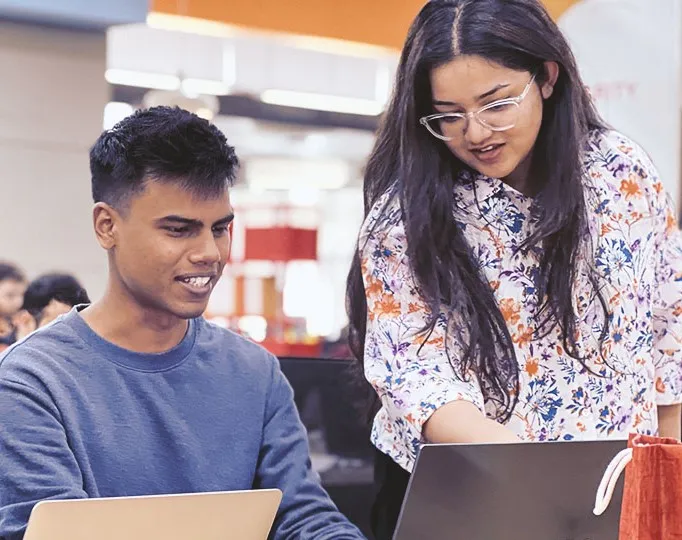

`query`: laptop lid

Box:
[393,440,626,540]
[24,489,282,540]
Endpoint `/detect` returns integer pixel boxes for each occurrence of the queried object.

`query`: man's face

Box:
[37,299,74,327]
[103,180,233,321]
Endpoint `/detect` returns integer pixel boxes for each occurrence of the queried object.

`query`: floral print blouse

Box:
[359,130,682,472]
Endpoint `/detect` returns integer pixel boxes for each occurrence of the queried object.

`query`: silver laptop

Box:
[393,440,626,540]
[24,489,282,540]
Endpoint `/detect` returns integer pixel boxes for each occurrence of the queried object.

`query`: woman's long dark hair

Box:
[346,0,609,421]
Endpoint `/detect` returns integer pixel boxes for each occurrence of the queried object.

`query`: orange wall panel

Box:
[151,0,422,49]
[151,1,579,49]
[544,0,580,20]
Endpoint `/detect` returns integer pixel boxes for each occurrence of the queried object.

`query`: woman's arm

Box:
[360,196,517,469]
[424,400,520,444]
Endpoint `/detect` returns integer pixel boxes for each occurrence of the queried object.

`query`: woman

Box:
[346,0,682,536]
[0,262,27,351]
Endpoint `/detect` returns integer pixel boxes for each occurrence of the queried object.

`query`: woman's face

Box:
[428,55,556,188]
[0,278,26,318]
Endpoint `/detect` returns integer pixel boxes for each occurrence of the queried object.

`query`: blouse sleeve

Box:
[632,145,682,405]
[359,194,484,467]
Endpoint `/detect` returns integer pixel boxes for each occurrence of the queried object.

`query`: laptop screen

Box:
[394,440,626,540]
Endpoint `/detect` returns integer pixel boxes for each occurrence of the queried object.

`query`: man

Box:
[0,107,366,540]
[12,272,91,340]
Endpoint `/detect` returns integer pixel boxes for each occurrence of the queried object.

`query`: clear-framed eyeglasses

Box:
[419,74,537,141]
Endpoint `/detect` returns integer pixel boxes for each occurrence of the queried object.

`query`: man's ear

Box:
[92,202,120,250]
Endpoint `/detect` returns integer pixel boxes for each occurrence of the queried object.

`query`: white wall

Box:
[560,0,682,208]
[0,22,109,299]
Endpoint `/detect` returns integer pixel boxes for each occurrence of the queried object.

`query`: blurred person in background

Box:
[0,262,27,351]
[345,0,682,537]
[12,273,91,340]
[0,106,365,540]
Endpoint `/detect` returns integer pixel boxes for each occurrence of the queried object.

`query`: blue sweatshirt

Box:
[0,308,365,539]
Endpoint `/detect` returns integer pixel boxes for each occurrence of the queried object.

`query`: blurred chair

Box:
[279,356,376,538]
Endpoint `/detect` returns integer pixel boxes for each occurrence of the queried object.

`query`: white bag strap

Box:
[593,447,633,516]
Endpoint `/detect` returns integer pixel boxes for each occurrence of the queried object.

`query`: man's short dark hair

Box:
[22,273,90,319]
[90,106,238,209]
[0,262,25,284]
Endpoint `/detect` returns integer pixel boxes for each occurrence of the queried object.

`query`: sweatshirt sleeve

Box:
[0,374,87,540]
[254,356,366,540]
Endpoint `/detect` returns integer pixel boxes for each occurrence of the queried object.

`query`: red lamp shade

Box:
[244,226,317,261]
